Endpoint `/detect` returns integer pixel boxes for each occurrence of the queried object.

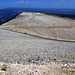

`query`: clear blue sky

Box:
[0,0,75,9]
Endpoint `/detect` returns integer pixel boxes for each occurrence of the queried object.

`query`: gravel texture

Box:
[0,29,75,64]
[0,62,75,75]
[0,12,75,75]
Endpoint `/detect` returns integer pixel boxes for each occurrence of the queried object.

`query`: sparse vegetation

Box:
[27,59,32,62]
[36,56,40,61]
[1,64,7,71]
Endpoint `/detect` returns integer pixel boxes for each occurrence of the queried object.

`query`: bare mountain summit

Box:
[0,12,75,41]
[0,12,75,75]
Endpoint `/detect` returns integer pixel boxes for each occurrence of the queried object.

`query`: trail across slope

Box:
[0,29,75,64]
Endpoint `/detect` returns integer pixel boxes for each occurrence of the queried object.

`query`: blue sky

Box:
[0,0,75,9]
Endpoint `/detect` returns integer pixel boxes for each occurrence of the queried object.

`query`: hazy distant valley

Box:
[1,8,75,25]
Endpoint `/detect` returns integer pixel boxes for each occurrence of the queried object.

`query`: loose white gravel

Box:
[0,29,75,64]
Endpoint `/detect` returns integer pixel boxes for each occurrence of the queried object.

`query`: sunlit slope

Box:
[1,12,75,41]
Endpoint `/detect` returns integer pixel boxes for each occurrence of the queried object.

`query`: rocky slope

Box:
[0,12,75,41]
[0,12,75,75]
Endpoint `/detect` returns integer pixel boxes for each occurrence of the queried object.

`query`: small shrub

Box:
[36,56,40,61]
[54,58,56,61]
[1,64,7,71]
[27,59,32,62]
[41,59,44,61]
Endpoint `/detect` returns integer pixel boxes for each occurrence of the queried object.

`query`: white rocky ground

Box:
[0,29,75,64]
[0,62,75,75]
[0,12,75,75]
[0,29,75,75]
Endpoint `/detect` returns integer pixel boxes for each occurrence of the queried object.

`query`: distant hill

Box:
[0,8,22,25]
